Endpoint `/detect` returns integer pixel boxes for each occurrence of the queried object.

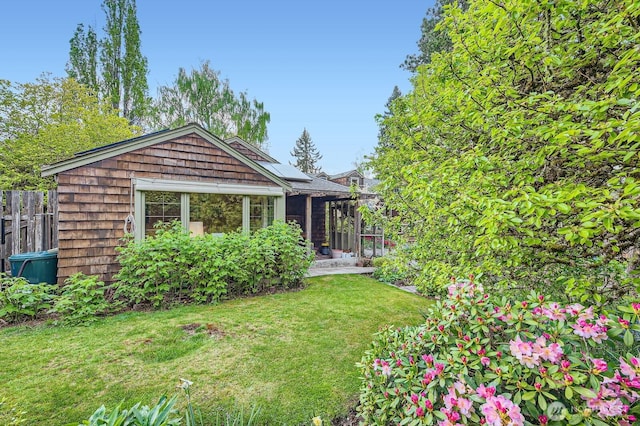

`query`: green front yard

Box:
[0,274,430,424]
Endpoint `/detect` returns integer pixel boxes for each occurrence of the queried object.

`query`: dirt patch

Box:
[181,323,226,339]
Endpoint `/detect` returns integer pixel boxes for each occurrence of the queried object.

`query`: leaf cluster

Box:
[370,0,640,303]
[113,221,314,309]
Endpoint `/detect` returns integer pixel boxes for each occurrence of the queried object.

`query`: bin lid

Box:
[8,250,58,260]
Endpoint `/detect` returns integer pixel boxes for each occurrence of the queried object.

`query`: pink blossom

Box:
[457,397,474,417]
[619,318,631,328]
[592,358,608,374]
[538,414,548,425]
[416,406,425,417]
[632,303,640,314]
[453,381,466,394]
[620,357,639,380]
[480,395,524,426]
[425,399,433,411]
[509,336,532,359]
[411,393,419,405]
[422,354,434,365]
[380,361,392,377]
[542,302,566,320]
[565,303,585,316]
[476,384,496,399]
[561,360,571,371]
[572,318,608,342]
[481,356,491,367]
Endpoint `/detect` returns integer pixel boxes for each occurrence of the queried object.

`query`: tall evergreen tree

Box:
[290,128,322,174]
[402,0,469,72]
[67,0,149,124]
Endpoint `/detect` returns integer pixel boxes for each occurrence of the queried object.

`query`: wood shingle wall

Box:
[56,133,278,284]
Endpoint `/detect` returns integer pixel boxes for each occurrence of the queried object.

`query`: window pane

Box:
[249,195,275,232]
[190,193,243,234]
[144,191,181,236]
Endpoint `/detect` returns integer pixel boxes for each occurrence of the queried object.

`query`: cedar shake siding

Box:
[56,133,279,284]
[227,141,273,162]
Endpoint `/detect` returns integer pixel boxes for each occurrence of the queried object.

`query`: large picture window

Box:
[135,179,285,240]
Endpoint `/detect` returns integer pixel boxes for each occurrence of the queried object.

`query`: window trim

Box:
[133,178,285,240]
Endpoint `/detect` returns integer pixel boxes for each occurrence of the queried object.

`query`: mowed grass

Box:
[0,274,431,424]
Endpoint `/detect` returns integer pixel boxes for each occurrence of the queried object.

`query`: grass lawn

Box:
[0,274,431,425]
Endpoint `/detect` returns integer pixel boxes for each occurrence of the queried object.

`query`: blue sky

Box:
[0,0,430,174]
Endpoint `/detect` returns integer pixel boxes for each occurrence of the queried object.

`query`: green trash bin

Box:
[9,249,58,284]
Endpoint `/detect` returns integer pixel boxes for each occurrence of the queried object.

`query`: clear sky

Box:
[0,0,430,174]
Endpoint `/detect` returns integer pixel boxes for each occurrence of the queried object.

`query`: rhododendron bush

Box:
[357,278,640,425]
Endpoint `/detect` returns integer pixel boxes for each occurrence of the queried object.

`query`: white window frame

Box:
[133,178,286,240]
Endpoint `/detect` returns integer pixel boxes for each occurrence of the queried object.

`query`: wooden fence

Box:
[0,191,58,274]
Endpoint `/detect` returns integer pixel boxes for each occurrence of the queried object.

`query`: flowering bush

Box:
[357,277,640,425]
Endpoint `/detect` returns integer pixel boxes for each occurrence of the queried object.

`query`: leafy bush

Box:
[357,277,640,425]
[114,221,313,308]
[0,273,56,323]
[372,255,416,286]
[50,273,111,325]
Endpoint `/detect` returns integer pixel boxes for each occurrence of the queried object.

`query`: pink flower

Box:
[416,406,425,417]
[480,395,524,426]
[425,399,433,411]
[411,393,419,405]
[620,357,639,380]
[476,384,496,399]
[592,358,608,374]
[510,336,532,359]
[538,414,548,425]
[457,397,474,417]
[619,318,631,328]
[572,318,608,343]
[422,354,434,365]
[632,303,640,314]
[380,361,392,377]
[542,302,566,320]
[481,356,491,367]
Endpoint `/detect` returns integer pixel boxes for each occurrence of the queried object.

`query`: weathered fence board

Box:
[0,190,58,274]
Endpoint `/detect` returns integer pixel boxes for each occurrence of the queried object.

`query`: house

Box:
[41,123,365,284]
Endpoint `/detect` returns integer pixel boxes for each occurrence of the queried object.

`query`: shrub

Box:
[0,273,56,323]
[50,273,111,325]
[357,277,640,425]
[372,255,415,287]
[114,221,313,308]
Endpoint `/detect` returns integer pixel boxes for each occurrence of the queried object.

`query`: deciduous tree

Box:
[148,61,270,148]
[67,0,149,124]
[0,76,139,190]
[369,0,640,304]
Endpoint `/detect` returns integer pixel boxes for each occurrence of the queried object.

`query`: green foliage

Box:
[70,0,150,124]
[114,221,313,308]
[76,395,180,426]
[372,255,415,286]
[357,279,640,425]
[0,274,56,323]
[290,128,322,173]
[147,61,270,147]
[370,0,640,304]
[50,273,111,325]
[0,76,139,190]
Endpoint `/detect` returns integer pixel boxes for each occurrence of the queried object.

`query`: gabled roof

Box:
[224,136,279,163]
[41,124,291,190]
[330,169,364,180]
